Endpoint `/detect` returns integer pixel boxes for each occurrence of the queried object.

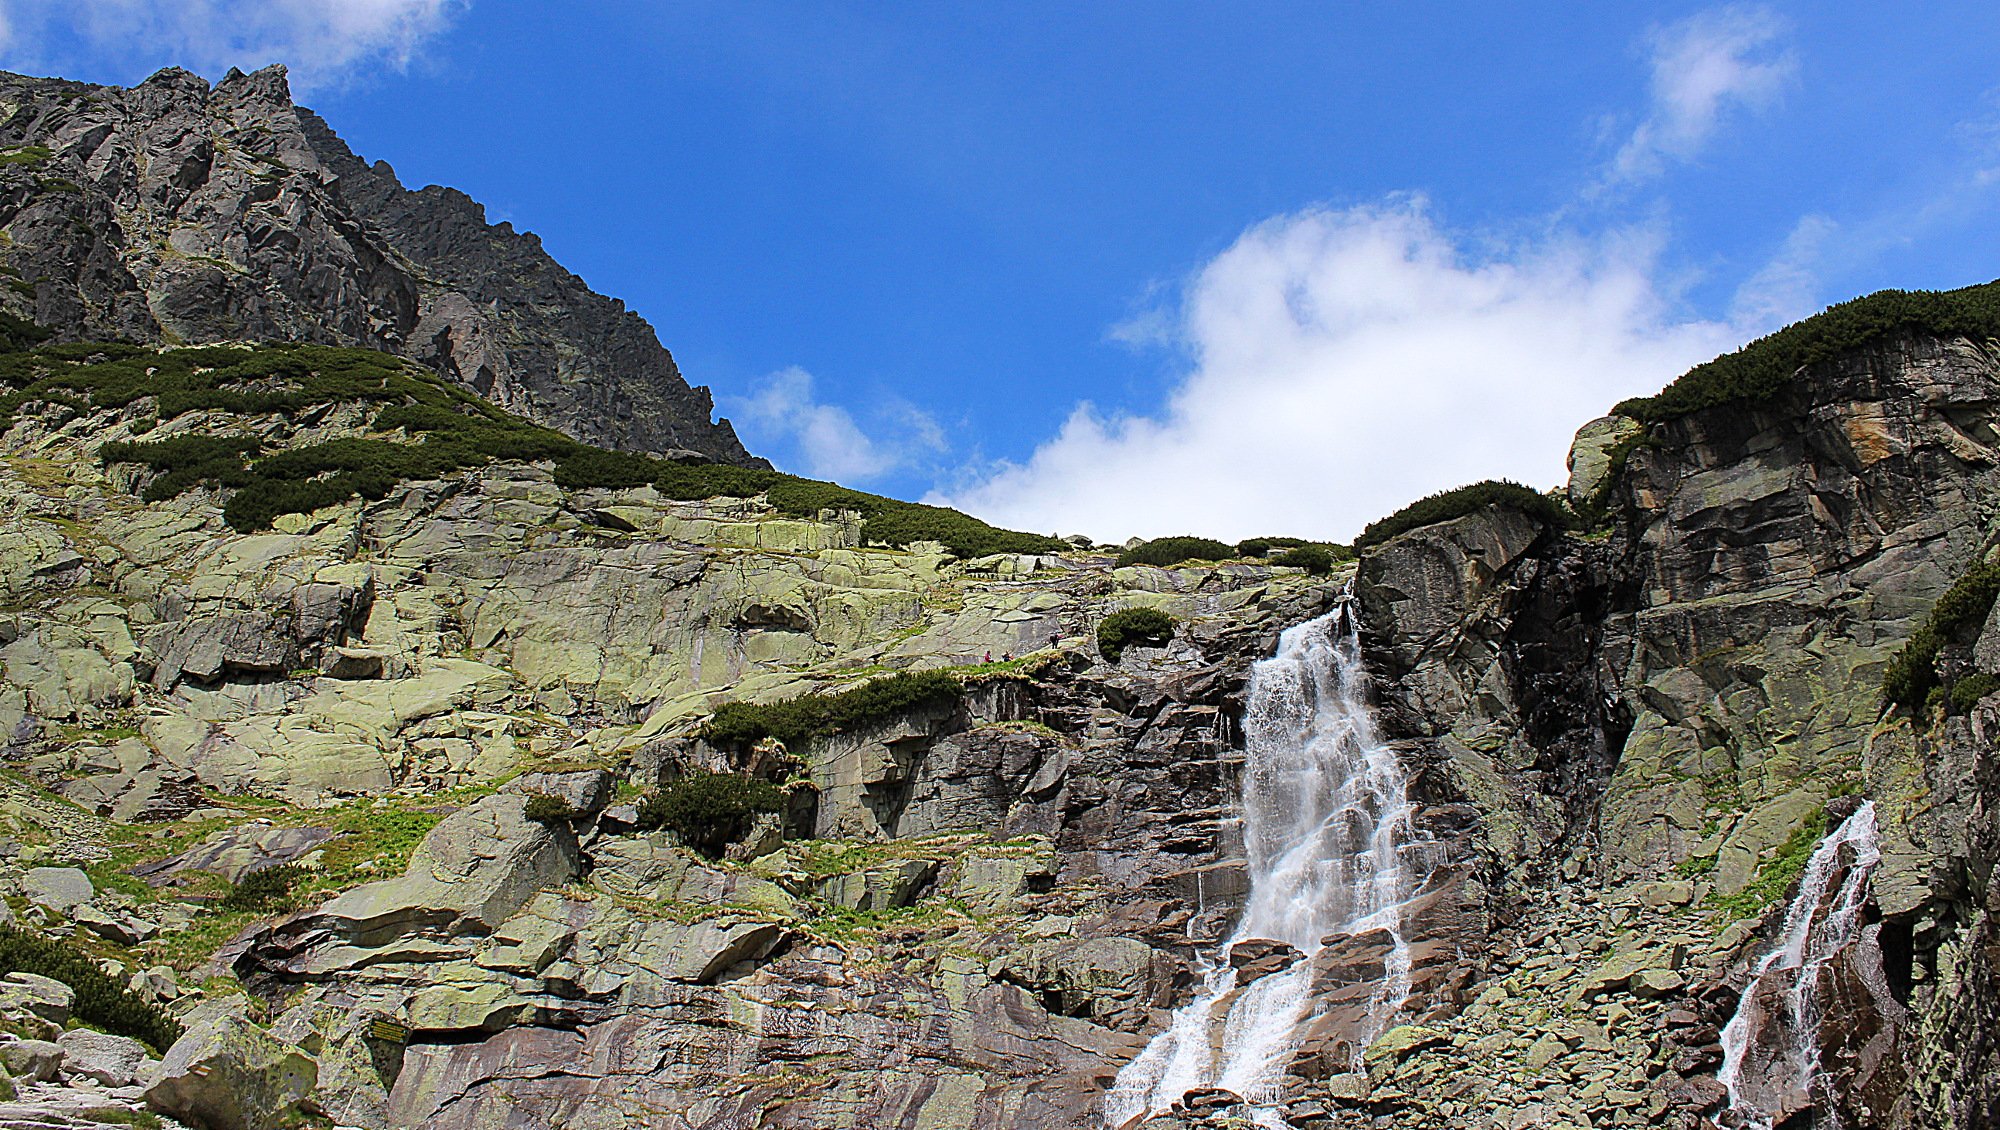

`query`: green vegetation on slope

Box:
[636,772,787,856]
[218,863,308,913]
[1882,559,2000,716]
[1116,536,1234,568]
[1711,809,1828,921]
[0,338,1061,556]
[1615,280,2000,423]
[1355,479,1569,550]
[701,670,965,751]
[0,925,182,1051]
[1273,544,1338,575]
[1098,607,1175,662]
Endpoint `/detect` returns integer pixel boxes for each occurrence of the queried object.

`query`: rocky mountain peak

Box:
[0,65,766,465]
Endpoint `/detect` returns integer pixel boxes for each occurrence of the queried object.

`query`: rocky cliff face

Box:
[0,64,762,464]
[1317,331,2000,1130]
[0,348,1339,1128]
[0,279,1998,1126]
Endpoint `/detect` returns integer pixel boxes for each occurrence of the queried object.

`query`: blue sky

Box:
[4,2,1998,540]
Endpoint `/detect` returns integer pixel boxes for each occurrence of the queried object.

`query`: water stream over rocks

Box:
[1104,602,1420,1128]
[1716,800,1882,1130]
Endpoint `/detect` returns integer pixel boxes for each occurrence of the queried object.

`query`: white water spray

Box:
[1715,801,1881,1129]
[1103,603,1418,1128]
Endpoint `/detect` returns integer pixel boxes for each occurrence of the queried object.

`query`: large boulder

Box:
[57,1028,153,1086]
[147,610,300,688]
[21,866,94,912]
[0,973,74,1026]
[145,1016,317,1130]
[503,769,616,817]
[240,794,581,978]
[315,792,578,939]
[619,919,787,985]
[1565,415,1644,508]
[132,823,337,885]
[0,1039,63,1082]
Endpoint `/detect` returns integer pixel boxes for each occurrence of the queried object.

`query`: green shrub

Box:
[0,310,50,353]
[1116,536,1235,568]
[551,447,667,490]
[1236,537,1311,558]
[0,926,182,1051]
[1882,561,2000,715]
[1098,607,1175,662]
[218,863,309,913]
[1949,672,2000,716]
[702,670,963,750]
[1355,480,1569,550]
[1616,280,2000,423]
[635,772,785,855]
[1275,545,1336,575]
[523,793,577,824]
[34,339,1064,552]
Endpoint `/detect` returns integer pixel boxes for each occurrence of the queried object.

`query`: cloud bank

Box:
[939,199,1745,543]
[730,367,944,485]
[1606,5,1796,186]
[0,0,465,91]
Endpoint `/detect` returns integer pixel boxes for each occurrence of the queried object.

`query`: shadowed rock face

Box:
[1311,333,2000,1130]
[0,64,764,464]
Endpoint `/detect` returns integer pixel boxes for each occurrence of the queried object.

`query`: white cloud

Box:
[730,366,943,485]
[1606,6,1795,186]
[1729,213,1836,328]
[0,0,465,92]
[937,199,1746,544]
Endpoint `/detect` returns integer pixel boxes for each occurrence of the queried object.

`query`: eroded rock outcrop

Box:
[0,65,761,463]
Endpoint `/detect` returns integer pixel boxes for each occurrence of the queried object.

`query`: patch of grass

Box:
[1615,280,2000,422]
[952,651,1062,683]
[1116,536,1234,568]
[0,925,181,1051]
[702,670,964,751]
[808,900,966,944]
[1881,560,2000,715]
[1098,607,1174,662]
[144,909,258,972]
[1673,854,1717,878]
[1355,479,1569,551]
[72,1111,160,1130]
[1711,810,1828,921]
[0,145,52,167]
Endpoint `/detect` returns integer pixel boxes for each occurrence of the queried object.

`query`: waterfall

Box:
[1103,602,1418,1128]
[1715,801,1882,1129]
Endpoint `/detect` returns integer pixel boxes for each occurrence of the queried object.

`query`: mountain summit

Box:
[0,63,764,465]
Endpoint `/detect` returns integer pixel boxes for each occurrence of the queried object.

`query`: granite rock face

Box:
[0,64,762,463]
[1320,332,2000,1130]
[2,177,1999,1127]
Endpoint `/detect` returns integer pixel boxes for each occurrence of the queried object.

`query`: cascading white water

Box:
[1715,801,1882,1130]
[1103,603,1418,1128]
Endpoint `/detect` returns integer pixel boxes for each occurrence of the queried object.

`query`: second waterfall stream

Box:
[1104,602,1420,1128]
